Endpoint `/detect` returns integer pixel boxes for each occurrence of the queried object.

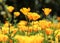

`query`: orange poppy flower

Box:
[14,12,20,17]
[9,39,13,43]
[20,7,30,15]
[27,12,40,20]
[45,28,53,35]
[7,6,14,12]
[42,8,52,16]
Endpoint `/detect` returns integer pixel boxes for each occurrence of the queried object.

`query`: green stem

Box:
[25,15,28,22]
[43,30,48,43]
[14,16,17,27]
[2,1,12,19]
[25,15,29,36]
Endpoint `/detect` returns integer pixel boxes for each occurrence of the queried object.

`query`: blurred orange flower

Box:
[14,12,20,17]
[56,22,60,29]
[18,26,28,31]
[18,20,27,26]
[57,17,60,21]
[27,12,40,20]
[20,7,30,15]
[7,6,14,12]
[0,34,8,42]
[52,22,60,29]
[45,28,53,35]
[42,8,52,16]
[39,20,52,29]
[2,35,8,42]
[9,39,13,43]
[14,35,44,43]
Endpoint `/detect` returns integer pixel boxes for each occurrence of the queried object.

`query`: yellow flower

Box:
[17,20,27,26]
[7,6,14,12]
[42,8,52,16]
[20,7,30,15]
[36,33,44,37]
[39,20,52,29]
[27,12,40,20]
[51,23,57,28]
[55,29,60,37]
[18,26,28,31]
[14,35,25,43]
[27,12,33,20]
[14,12,20,17]
[34,35,44,43]
[14,35,44,43]
[2,26,9,34]
[4,21,10,27]
[33,25,39,32]
[45,28,53,35]
[55,30,60,43]
[0,34,8,42]
[2,35,8,42]
[2,23,16,34]
[11,28,18,37]
[30,21,39,25]
[52,22,60,29]
[27,26,33,32]
[56,22,60,29]
[32,13,40,20]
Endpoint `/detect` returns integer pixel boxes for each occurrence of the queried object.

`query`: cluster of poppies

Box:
[0,5,60,43]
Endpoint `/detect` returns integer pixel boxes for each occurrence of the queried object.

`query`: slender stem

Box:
[25,15,28,22]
